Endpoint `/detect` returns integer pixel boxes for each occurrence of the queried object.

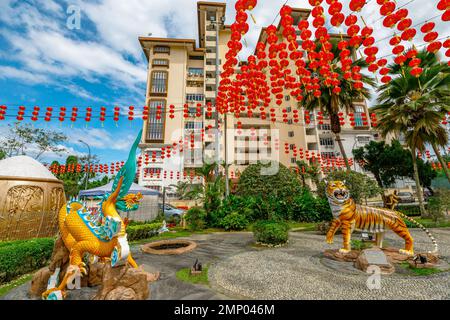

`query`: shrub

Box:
[253,220,289,245]
[185,207,207,231]
[397,205,422,217]
[210,195,258,227]
[220,212,249,231]
[282,189,333,222]
[0,238,55,284]
[126,222,162,241]
[237,162,303,201]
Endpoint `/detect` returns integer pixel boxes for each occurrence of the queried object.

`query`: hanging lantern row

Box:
[431,162,450,170]
[437,0,450,21]
[47,161,125,175]
[0,105,6,120]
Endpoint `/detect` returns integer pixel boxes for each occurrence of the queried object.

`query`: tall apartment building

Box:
[138,1,377,192]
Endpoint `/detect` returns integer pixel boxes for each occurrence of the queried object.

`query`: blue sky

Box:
[0,0,448,164]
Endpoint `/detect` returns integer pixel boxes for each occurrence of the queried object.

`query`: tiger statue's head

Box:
[325,180,351,204]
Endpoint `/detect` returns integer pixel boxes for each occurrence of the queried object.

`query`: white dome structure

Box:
[0,156,58,180]
[0,156,65,241]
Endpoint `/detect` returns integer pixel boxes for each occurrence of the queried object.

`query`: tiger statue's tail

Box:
[396,210,438,254]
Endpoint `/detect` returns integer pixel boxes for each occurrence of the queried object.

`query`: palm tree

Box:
[374,49,450,216]
[303,40,376,170]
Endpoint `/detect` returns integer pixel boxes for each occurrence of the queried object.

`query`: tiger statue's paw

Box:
[339,248,350,254]
[326,238,334,244]
[399,249,414,256]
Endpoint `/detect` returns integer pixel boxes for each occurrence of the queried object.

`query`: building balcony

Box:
[186,74,204,81]
[205,91,216,99]
[206,52,217,60]
[205,64,216,72]
[184,162,203,168]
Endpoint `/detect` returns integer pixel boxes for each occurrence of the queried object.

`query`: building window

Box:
[320,137,334,147]
[318,123,331,131]
[321,152,335,159]
[189,55,204,60]
[289,144,295,150]
[288,119,293,124]
[151,71,168,95]
[185,122,203,130]
[286,106,292,112]
[186,94,204,101]
[356,136,371,143]
[144,168,162,175]
[188,68,204,76]
[154,46,170,54]
[291,158,297,164]
[288,131,294,137]
[285,95,290,101]
[152,59,169,67]
[146,185,161,191]
[147,100,166,141]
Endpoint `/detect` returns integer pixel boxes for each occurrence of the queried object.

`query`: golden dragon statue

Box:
[43,130,144,300]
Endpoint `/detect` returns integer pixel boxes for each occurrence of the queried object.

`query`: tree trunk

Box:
[327,101,351,171]
[431,142,450,183]
[411,150,427,217]
[335,133,351,171]
[374,172,383,188]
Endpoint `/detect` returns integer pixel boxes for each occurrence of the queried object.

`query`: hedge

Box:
[397,205,422,217]
[0,238,55,284]
[126,222,162,241]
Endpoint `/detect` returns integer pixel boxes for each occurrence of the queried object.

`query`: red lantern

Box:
[128,106,134,121]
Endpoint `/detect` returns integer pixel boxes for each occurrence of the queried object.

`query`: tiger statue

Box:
[325,181,438,256]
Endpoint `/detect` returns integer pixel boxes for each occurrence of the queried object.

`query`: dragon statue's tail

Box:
[396,210,438,254]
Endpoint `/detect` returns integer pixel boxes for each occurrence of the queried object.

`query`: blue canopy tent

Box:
[79,181,161,221]
[79,181,161,197]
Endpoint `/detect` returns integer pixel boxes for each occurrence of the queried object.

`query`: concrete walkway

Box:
[2,229,449,300]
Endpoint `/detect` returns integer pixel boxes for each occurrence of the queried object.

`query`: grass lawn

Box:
[399,262,443,276]
[288,221,317,231]
[406,218,450,229]
[0,273,33,297]
[176,267,209,286]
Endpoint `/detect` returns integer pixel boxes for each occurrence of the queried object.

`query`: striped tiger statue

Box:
[325,181,438,256]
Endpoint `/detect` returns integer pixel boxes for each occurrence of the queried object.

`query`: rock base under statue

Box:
[323,247,440,275]
[29,236,159,300]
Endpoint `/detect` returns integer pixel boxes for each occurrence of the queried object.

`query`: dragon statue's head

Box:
[325,180,350,204]
[119,193,143,211]
[102,130,143,214]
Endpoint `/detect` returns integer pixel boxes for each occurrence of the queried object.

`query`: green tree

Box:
[2,122,67,160]
[353,140,413,187]
[237,161,302,200]
[374,49,450,216]
[0,149,5,160]
[317,170,382,205]
[303,40,376,170]
[295,160,320,188]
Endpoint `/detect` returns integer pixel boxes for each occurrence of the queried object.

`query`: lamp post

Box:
[79,139,91,191]
[210,15,229,196]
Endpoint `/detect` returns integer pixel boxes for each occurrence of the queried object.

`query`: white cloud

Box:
[0,65,49,84]
[69,128,135,151]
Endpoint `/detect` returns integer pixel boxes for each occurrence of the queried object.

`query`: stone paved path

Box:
[209,229,450,300]
[2,229,449,300]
